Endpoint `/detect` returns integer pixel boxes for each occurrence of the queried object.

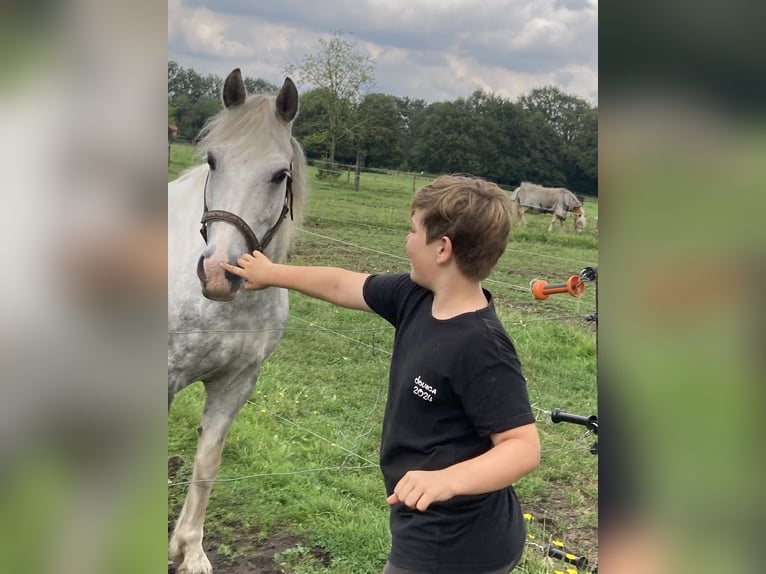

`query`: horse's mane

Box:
[283,136,308,253]
[196,95,273,154]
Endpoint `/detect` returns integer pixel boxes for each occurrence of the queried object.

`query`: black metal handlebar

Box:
[550,409,598,433]
[550,408,598,455]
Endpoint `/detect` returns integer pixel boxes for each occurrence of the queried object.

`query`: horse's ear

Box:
[223,68,247,109]
[276,77,299,123]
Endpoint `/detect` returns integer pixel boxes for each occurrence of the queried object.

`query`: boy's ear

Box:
[436,236,453,263]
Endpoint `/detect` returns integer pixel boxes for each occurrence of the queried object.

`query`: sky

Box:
[168,0,597,105]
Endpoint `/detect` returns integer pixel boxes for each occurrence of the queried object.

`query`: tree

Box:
[168,61,183,99]
[519,86,591,144]
[168,102,177,127]
[398,97,428,172]
[408,100,485,175]
[201,73,224,100]
[285,31,375,164]
[292,87,334,158]
[244,77,278,95]
[356,93,406,168]
[518,86,598,195]
[561,106,598,195]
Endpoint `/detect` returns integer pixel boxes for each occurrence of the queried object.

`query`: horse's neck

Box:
[169,165,207,235]
[169,165,206,207]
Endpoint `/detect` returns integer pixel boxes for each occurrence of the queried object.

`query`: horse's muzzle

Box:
[197,254,243,301]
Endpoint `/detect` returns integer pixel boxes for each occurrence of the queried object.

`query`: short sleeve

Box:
[457,359,535,437]
[363,273,421,327]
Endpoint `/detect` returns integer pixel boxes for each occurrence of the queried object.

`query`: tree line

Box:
[168,38,597,196]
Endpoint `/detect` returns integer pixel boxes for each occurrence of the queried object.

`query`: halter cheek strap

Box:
[199,165,294,254]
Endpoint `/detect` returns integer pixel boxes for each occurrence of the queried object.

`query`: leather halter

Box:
[200,165,294,254]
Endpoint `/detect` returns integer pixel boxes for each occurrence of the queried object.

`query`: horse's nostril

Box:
[196,256,205,283]
[224,270,243,289]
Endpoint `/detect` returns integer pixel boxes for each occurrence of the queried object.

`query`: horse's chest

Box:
[168,290,289,380]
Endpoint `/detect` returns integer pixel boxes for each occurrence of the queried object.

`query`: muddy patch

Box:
[167,527,331,574]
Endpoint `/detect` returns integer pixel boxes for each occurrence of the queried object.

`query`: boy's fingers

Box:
[386,493,399,505]
[219,262,245,277]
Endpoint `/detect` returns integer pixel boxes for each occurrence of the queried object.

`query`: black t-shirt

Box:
[363,273,535,573]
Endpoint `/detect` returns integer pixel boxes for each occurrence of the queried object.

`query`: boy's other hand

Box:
[387,470,455,511]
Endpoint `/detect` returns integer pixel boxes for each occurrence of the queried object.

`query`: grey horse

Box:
[168,69,308,574]
[510,182,586,232]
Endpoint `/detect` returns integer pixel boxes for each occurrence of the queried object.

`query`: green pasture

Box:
[168,142,599,573]
[168,142,202,181]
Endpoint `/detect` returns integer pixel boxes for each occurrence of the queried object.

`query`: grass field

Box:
[168,143,599,573]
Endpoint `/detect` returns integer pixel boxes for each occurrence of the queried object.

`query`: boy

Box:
[222,175,540,573]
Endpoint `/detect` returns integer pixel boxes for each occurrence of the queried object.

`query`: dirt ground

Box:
[167,530,330,574]
[523,492,599,569]
[167,507,332,574]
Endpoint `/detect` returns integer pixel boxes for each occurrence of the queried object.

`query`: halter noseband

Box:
[199,165,294,254]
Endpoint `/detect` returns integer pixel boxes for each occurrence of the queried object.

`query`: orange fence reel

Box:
[531,275,585,300]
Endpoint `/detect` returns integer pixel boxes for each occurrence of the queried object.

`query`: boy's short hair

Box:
[412,175,512,280]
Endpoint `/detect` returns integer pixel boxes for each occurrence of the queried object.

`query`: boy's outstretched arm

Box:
[221,251,372,311]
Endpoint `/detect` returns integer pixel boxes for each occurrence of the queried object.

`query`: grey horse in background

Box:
[510,182,586,232]
[167,69,308,574]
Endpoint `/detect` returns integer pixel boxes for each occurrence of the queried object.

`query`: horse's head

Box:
[196,69,301,302]
[573,206,587,233]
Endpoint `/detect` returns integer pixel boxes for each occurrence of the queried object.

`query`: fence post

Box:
[354,150,364,191]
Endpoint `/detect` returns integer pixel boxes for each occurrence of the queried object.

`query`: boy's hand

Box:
[220,251,274,290]
[386,470,456,511]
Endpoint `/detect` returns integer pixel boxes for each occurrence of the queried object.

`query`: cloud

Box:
[170,5,253,59]
[168,0,597,104]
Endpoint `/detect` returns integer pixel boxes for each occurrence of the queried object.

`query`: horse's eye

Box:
[271,170,289,184]
[207,152,217,170]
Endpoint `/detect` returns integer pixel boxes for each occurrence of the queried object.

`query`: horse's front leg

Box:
[169,416,229,574]
[574,211,586,233]
[169,375,258,574]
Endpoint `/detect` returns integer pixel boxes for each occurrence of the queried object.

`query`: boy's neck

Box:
[430,277,488,320]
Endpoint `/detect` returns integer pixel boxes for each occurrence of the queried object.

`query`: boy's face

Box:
[406,210,438,288]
